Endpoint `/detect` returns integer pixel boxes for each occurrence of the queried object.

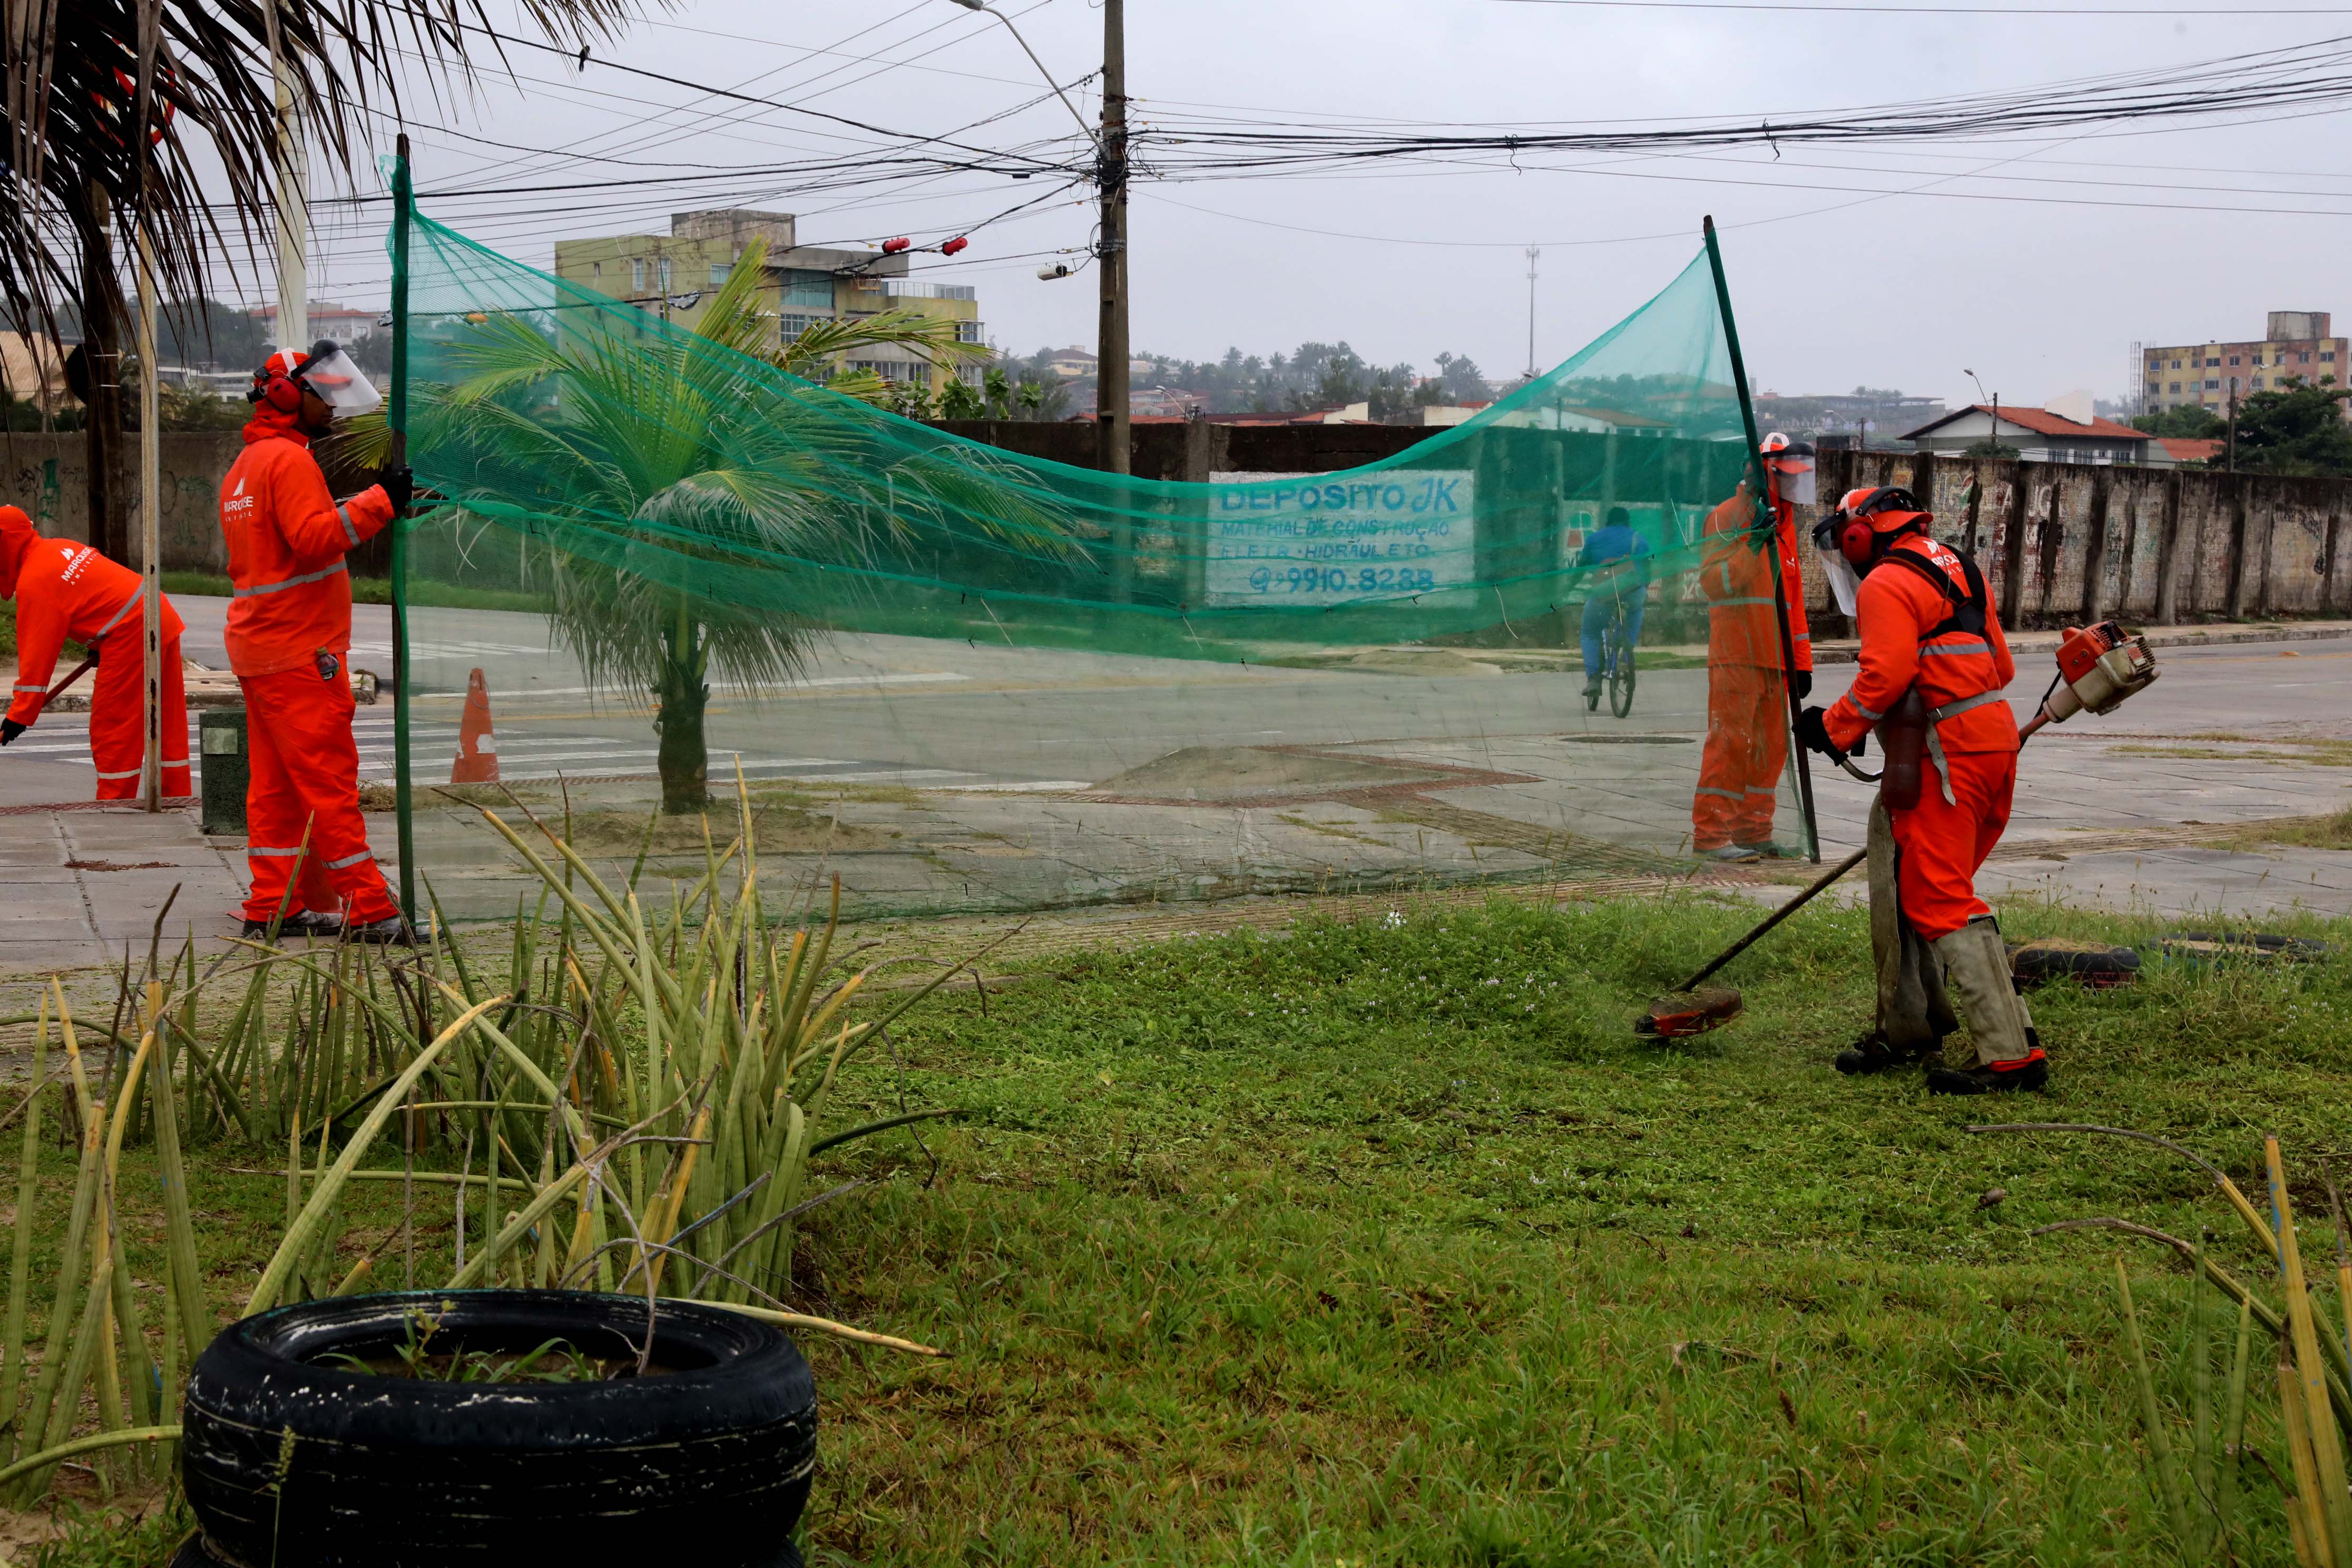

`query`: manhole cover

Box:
[1560,734,1693,745]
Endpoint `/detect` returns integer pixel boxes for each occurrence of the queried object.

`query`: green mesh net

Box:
[386,192,1815,925]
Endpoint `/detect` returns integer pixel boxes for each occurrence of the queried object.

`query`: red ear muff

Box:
[1838,517,1875,568]
[262,373,302,413]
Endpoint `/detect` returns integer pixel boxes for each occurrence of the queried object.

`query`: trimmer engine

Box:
[2040,621,2158,724]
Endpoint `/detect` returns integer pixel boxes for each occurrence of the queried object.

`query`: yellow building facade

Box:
[553,209,983,397]
[2143,311,2349,418]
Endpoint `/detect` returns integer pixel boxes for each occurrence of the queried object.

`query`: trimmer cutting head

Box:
[1634,985,1744,1039]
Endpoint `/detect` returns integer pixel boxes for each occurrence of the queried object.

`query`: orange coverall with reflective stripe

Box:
[1822,533,2020,939]
[1691,478,1811,851]
[219,407,398,923]
[1,511,190,799]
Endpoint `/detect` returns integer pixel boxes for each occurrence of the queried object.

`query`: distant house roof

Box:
[2159,437,2224,464]
[1903,403,2145,443]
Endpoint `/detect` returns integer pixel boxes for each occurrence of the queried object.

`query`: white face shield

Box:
[297,347,383,419]
[1818,543,1860,616]
[1772,460,1817,507]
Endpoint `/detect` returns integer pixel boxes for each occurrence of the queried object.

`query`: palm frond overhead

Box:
[2,0,640,338]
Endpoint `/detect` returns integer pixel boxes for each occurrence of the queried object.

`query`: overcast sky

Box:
[288,0,2350,410]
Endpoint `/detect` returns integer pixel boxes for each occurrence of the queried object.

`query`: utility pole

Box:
[1094,0,1129,474]
[135,0,162,811]
[1524,246,1540,381]
[263,0,307,354]
[79,184,126,564]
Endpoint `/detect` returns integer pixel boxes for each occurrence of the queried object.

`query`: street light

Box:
[948,0,1097,148]
[1964,368,2002,455]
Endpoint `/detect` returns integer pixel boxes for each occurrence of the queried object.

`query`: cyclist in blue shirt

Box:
[1572,506,1651,704]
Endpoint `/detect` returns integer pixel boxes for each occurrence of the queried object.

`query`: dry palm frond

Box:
[2,0,641,346]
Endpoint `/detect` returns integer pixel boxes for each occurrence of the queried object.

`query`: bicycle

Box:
[1589,591,1637,718]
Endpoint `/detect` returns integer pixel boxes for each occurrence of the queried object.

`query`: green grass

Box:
[775,892,2348,1564]
[15,890,2351,1562]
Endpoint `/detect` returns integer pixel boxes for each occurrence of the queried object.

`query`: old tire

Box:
[179,1290,815,1568]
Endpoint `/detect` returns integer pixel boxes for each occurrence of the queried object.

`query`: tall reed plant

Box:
[0,780,956,1503]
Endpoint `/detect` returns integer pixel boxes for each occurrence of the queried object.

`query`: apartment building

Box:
[2142,311,2349,418]
[552,209,983,395]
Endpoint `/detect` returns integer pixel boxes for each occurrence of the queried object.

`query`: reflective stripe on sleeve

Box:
[336,504,359,547]
[92,584,144,638]
[1850,700,1884,721]
[234,561,349,599]
[325,850,374,870]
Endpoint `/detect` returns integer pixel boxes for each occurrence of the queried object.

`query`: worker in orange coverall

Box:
[221,342,414,942]
[0,506,190,798]
[1794,485,2045,1095]
[1690,434,1814,861]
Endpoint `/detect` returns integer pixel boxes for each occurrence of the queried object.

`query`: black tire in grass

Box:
[174,1290,815,1568]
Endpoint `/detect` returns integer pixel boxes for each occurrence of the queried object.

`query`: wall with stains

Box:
[1810,449,2352,630]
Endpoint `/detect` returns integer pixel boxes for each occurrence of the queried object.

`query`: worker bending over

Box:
[0,506,190,798]
[1795,486,2045,1095]
[1691,434,1814,861]
[221,342,413,942]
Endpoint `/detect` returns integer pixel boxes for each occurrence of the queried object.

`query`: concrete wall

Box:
[927,419,1432,481]
[0,429,393,576]
[1811,448,2352,631]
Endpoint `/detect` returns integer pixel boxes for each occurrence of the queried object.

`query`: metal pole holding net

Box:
[1703,214,1820,863]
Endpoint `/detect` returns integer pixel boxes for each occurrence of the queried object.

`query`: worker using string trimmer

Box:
[0,504,190,798]
[1792,485,2043,1095]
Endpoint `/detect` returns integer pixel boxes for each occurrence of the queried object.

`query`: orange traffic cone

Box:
[450,667,499,783]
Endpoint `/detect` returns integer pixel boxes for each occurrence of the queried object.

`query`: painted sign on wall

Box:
[1204,471,1476,606]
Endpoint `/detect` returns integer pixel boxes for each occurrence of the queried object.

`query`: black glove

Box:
[0,719,23,746]
[380,464,415,511]
[1794,705,1839,759]
[1789,669,1812,701]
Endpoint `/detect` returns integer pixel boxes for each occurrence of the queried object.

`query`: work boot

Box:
[1928,916,2047,1093]
[238,910,341,942]
[1699,844,1761,864]
[1834,1028,1926,1075]
[1926,1050,2049,1095]
[1583,679,1602,710]
[1736,840,1800,859]
[345,915,417,947]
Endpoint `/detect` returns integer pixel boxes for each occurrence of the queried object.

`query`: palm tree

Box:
[4,0,633,560]
[405,234,1076,813]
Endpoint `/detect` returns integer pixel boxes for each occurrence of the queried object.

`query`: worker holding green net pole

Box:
[1690,435,1815,862]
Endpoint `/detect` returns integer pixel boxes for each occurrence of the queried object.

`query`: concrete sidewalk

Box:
[5,623,2351,989]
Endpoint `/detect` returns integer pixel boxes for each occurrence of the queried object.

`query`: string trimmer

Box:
[1634,622,2159,1040]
